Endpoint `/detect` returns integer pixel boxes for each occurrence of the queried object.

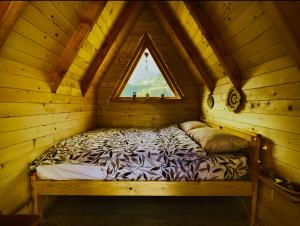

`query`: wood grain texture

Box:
[0,1,26,50]
[0,1,100,214]
[34,179,253,197]
[50,1,106,93]
[185,1,242,90]
[151,2,215,93]
[96,8,199,128]
[81,2,139,96]
[200,2,300,226]
[263,1,300,70]
[30,123,260,226]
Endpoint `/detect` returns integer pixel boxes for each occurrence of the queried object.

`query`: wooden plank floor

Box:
[41,196,248,226]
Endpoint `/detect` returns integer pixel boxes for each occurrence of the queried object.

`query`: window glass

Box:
[120,48,175,97]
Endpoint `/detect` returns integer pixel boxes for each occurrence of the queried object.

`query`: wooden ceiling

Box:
[0,1,299,96]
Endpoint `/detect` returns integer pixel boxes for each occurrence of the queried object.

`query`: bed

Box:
[30,121,261,226]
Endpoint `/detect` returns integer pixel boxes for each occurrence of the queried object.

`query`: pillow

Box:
[179,121,208,132]
[188,127,249,153]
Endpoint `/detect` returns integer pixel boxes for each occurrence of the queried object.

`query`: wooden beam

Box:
[185,1,242,90]
[151,2,215,93]
[81,2,139,96]
[0,1,10,19]
[0,1,26,50]
[50,1,106,93]
[262,1,300,71]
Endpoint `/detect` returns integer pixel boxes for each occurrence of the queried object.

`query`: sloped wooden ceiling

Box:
[59,1,129,97]
[0,1,95,214]
[1,0,300,220]
[0,1,244,97]
[81,2,142,96]
[49,1,106,93]
[96,7,199,127]
[91,1,245,96]
[160,2,231,85]
[0,1,26,49]
[197,2,300,226]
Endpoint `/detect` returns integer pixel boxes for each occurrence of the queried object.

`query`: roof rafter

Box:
[0,1,26,50]
[150,2,215,94]
[185,1,242,90]
[111,32,184,101]
[49,1,106,93]
[81,2,140,97]
[262,1,300,71]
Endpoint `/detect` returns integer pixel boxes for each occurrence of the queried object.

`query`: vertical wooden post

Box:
[30,173,40,215]
[249,135,261,226]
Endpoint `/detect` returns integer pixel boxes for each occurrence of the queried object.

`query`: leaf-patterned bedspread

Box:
[30,125,248,181]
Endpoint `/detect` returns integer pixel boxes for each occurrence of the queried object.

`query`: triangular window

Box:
[111,33,183,101]
[120,48,175,98]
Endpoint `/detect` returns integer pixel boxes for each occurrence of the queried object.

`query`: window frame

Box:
[110,32,184,103]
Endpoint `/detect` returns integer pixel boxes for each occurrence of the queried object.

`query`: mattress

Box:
[31,125,248,181]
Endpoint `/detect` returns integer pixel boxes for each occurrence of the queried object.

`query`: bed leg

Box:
[248,135,261,226]
[31,173,43,218]
[249,177,258,226]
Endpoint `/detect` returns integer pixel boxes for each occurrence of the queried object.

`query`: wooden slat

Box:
[50,1,106,93]
[35,179,253,197]
[81,2,139,96]
[0,1,10,19]
[0,1,26,50]
[185,1,242,90]
[95,7,199,128]
[150,2,215,93]
[262,1,300,70]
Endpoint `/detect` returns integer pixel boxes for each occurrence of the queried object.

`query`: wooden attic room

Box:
[0,1,299,226]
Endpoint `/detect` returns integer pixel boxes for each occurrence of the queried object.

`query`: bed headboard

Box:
[203,120,262,178]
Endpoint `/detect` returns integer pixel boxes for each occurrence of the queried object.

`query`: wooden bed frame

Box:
[30,122,261,226]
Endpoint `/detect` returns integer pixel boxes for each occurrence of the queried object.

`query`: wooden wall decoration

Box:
[226,87,242,112]
[207,94,214,109]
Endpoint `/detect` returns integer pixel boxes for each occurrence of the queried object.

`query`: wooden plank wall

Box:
[167,1,228,82]
[0,2,102,214]
[199,2,300,226]
[96,8,199,128]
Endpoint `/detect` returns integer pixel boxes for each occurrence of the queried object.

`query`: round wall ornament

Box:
[226,87,242,112]
[207,94,214,109]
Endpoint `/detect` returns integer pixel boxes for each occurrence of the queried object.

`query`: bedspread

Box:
[30,125,248,181]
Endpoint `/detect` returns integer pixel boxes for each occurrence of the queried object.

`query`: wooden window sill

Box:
[109,97,188,103]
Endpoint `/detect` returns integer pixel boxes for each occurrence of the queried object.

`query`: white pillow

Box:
[179,121,208,132]
[188,127,249,153]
